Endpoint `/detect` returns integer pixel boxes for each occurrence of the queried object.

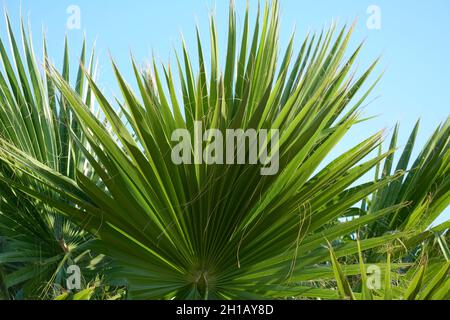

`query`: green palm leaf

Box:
[0,1,400,299]
[0,13,106,299]
[1,1,446,300]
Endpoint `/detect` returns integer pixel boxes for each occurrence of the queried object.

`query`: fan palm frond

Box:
[0,13,106,299]
[0,1,406,299]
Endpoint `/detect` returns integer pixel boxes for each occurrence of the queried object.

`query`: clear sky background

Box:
[1,0,449,224]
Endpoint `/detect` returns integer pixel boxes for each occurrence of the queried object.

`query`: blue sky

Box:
[1,0,449,223]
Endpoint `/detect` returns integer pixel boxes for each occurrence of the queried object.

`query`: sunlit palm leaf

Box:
[0,1,439,300]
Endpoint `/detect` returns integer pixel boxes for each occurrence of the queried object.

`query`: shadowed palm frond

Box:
[0,12,110,299]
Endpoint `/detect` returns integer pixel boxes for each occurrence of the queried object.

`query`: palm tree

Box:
[0,13,111,299]
[328,121,449,300]
[0,1,447,300]
[0,1,407,299]
[366,120,449,243]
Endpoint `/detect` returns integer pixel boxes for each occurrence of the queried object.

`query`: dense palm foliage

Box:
[0,1,448,300]
[332,120,450,299]
[0,14,114,299]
